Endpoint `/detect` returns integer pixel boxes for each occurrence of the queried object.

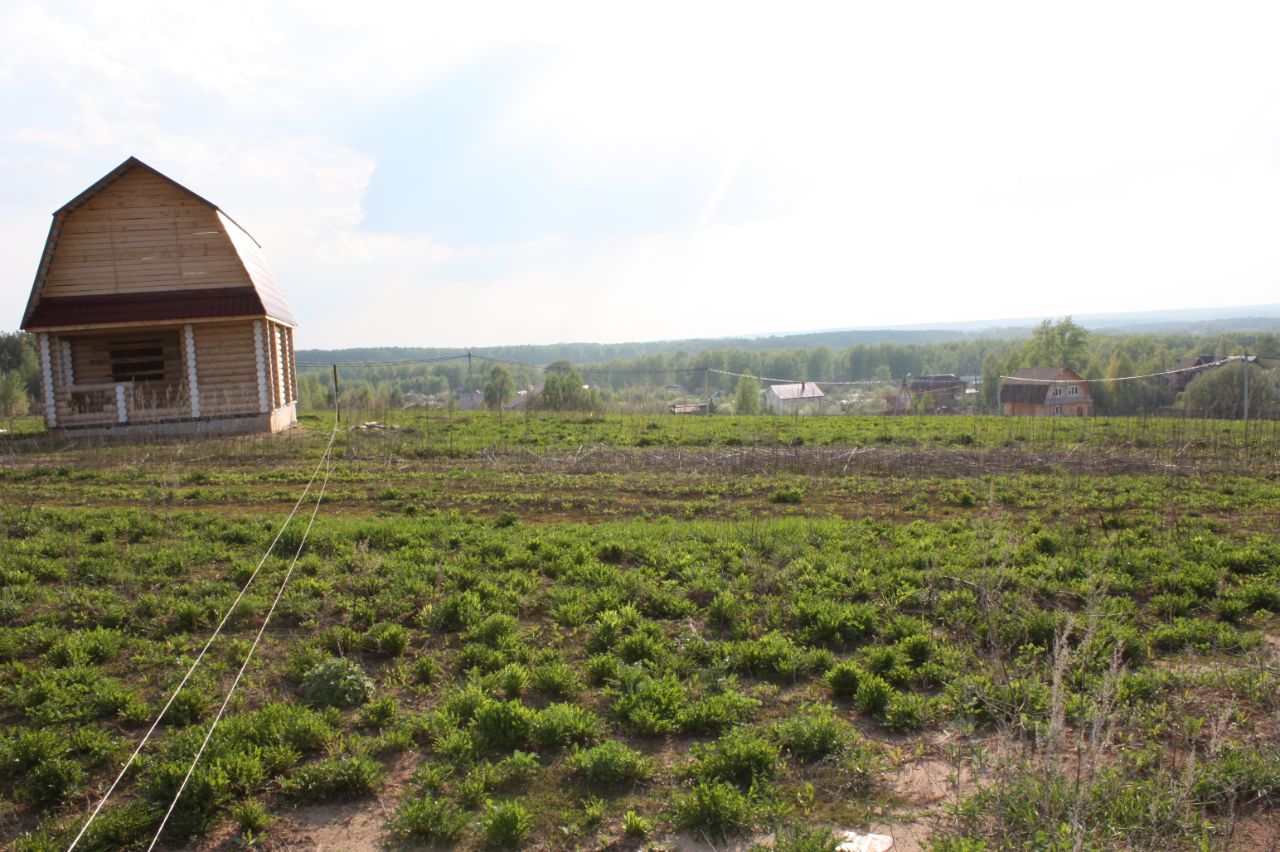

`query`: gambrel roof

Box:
[21,157,295,331]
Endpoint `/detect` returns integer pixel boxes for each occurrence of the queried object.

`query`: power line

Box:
[998,356,1254,384]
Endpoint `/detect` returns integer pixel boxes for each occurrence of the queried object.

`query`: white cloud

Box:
[4,1,1280,346]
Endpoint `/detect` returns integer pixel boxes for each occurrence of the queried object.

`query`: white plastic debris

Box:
[835,830,894,852]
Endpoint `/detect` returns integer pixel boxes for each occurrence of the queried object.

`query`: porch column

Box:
[253,320,270,413]
[60,339,74,386]
[37,333,57,428]
[184,324,201,418]
[274,326,285,407]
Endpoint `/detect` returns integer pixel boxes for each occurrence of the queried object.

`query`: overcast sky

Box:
[3,1,1279,348]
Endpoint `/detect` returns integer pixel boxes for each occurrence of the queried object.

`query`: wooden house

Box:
[19,157,298,435]
[765,381,824,414]
[1000,367,1093,416]
[892,374,966,414]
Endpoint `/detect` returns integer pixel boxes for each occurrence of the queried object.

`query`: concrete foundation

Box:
[52,403,297,439]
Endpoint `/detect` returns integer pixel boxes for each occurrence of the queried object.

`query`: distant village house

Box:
[765,381,824,414]
[892,374,965,414]
[1000,367,1094,416]
[1165,354,1259,392]
[19,157,298,436]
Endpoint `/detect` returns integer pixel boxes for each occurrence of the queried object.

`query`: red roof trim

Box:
[25,287,267,329]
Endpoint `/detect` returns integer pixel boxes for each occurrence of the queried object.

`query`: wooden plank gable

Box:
[22,157,297,330]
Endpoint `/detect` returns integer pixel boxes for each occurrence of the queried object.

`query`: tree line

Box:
[295,319,1279,417]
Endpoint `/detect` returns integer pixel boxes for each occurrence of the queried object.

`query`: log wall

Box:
[41,319,298,430]
[42,169,253,299]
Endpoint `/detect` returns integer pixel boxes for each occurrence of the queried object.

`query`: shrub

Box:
[531,703,601,749]
[280,754,384,801]
[707,591,743,628]
[468,612,520,647]
[490,663,532,697]
[731,631,808,681]
[854,675,894,717]
[898,634,934,667]
[298,657,375,708]
[569,740,654,788]
[770,487,804,505]
[365,622,410,656]
[881,692,926,732]
[774,704,850,762]
[43,627,123,667]
[230,798,274,835]
[411,656,442,685]
[587,606,642,654]
[472,700,536,752]
[1149,618,1251,653]
[680,690,761,734]
[72,799,157,850]
[792,598,875,647]
[826,661,865,700]
[530,661,581,697]
[586,654,621,685]
[25,756,84,805]
[357,697,399,731]
[622,809,651,837]
[166,687,210,726]
[391,795,467,843]
[688,727,779,789]
[611,671,688,736]
[775,824,842,852]
[672,780,754,841]
[482,799,534,848]
[492,751,541,788]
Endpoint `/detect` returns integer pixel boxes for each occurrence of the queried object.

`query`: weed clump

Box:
[298,657,376,708]
[481,799,534,847]
[280,754,384,801]
[672,780,755,841]
[569,740,654,787]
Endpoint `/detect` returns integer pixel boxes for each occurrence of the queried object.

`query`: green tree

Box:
[0,370,29,425]
[1024,317,1089,372]
[981,355,1000,413]
[484,366,515,412]
[806,347,834,381]
[1183,362,1277,419]
[734,373,761,415]
[540,362,599,411]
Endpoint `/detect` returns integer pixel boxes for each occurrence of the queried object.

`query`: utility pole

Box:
[332,364,340,425]
[704,366,711,415]
[1243,351,1250,422]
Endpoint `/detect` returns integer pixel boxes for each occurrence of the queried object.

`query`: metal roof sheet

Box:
[767,382,825,400]
[24,287,267,329]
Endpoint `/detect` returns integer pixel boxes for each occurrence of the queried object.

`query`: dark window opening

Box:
[109,340,167,382]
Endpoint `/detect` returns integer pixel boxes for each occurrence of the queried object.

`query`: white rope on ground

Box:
[65,424,339,852]
[145,431,337,851]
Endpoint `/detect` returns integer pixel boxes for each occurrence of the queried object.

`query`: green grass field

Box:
[1,412,1278,850]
